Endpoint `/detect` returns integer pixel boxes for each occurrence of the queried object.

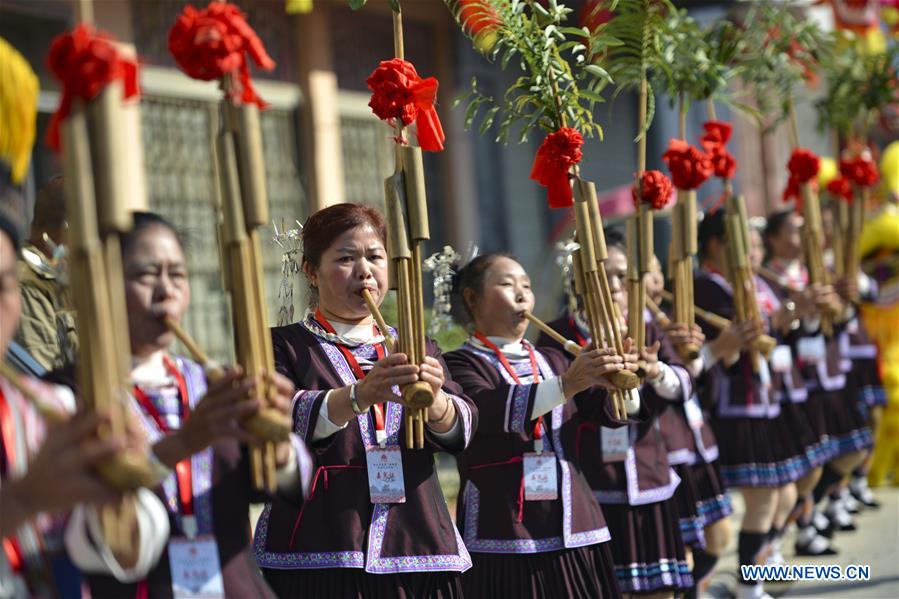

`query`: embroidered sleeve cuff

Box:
[624,388,641,415]
[649,363,683,400]
[531,376,567,420]
[311,390,349,442]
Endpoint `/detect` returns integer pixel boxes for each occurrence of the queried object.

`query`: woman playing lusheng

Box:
[762,210,872,556]
[694,210,817,599]
[255,203,477,598]
[75,212,314,598]
[445,253,639,598]
[539,230,694,599]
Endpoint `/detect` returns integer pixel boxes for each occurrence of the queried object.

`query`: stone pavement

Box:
[708,486,899,598]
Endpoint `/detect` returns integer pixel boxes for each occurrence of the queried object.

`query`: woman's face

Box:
[466,256,535,340]
[306,225,388,323]
[605,246,628,318]
[749,229,764,272]
[768,213,803,261]
[123,226,190,356]
[0,233,21,357]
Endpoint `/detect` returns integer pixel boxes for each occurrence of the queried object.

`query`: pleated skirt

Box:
[816,388,874,458]
[671,463,705,548]
[461,543,621,599]
[691,459,733,529]
[781,397,833,469]
[603,499,693,594]
[262,568,463,599]
[712,413,813,488]
[850,358,886,408]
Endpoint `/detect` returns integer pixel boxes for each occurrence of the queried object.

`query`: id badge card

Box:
[684,396,704,428]
[798,336,827,364]
[168,536,224,599]
[770,345,794,373]
[366,447,406,504]
[601,426,629,462]
[523,452,558,501]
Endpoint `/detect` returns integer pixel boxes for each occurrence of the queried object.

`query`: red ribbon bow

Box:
[826,176,853,203]
[783,148,820,207]
[367,58,446,152]
[700,121,737,179]
[46,24,140,151]
[530,127,584,208]
[839,157,880,188]
[168,1,275,108]
[632,170,674,210]
[662,139,713,190]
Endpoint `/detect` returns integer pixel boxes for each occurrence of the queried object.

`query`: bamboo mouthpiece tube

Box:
[164,317,226,382]
[522,312,583,356]
[361,289,397,352]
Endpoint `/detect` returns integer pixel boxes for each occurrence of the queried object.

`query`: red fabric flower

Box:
[707,145,737,179]
[826,176,853,203]
[839,157,880,187]
[168,1,275,108]
[530,128,584,209]
[700,120,733,150]
[46,24,140,151]
[662,139,713,190]
[787,148,820,184]
[367,59,446,152]
[632,170,674,210]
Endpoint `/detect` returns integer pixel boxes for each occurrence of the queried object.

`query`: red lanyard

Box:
[0,386,24,573]
[474,332,545,440]
[568,317,588,348]
[315,310,388,433]
[133,356,194,517]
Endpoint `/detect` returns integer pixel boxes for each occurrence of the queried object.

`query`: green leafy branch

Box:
[445,0,616,144]
[815,35,899,139]
[736,2,831,132]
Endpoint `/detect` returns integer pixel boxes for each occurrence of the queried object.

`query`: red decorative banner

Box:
[168,1,275,108]
[530,128,584,209]
[46,24,139,150]
[367,58,446,152]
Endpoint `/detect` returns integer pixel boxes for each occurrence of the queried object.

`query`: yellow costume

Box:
[859,142,899,485]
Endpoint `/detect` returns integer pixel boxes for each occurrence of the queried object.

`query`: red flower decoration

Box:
[46,24,140,151]
[662,139,713,190]
[530,128,584,209]
[839,157,880,187]
[700,121,733,150]
[826,176,853,203]
[367,59,446,152]
[458,0,502,51]
[787,148,820,183]
[168,1,275,108]
[632,170,674,210]
[708,145,737,180]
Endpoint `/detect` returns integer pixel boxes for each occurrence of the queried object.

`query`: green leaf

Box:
[585,64,610,80]
[387,0,400,12]
[464,98,483,129]
[348,0,367,10]
[480,106,501,135]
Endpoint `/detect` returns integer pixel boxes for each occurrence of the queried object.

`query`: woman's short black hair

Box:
[120,211,184,256]
[698,209,726,258]
[451,252,516,328]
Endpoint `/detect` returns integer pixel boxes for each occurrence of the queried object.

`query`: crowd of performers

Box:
[1,4,897,599]
[1,186,892,598]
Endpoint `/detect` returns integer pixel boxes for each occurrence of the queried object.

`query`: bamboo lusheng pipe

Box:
[723,196,763,372]
[214,82,291,492]
[571,179,638,421]
[657,289,776,357]
[644,295,699,361]
[164,317,226,382]
[522,312,583,357]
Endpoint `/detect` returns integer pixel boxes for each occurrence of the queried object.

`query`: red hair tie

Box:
[367,58,446,152]
[168,1,275,108]
[530,127,584,208]
[46,24,140,151]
